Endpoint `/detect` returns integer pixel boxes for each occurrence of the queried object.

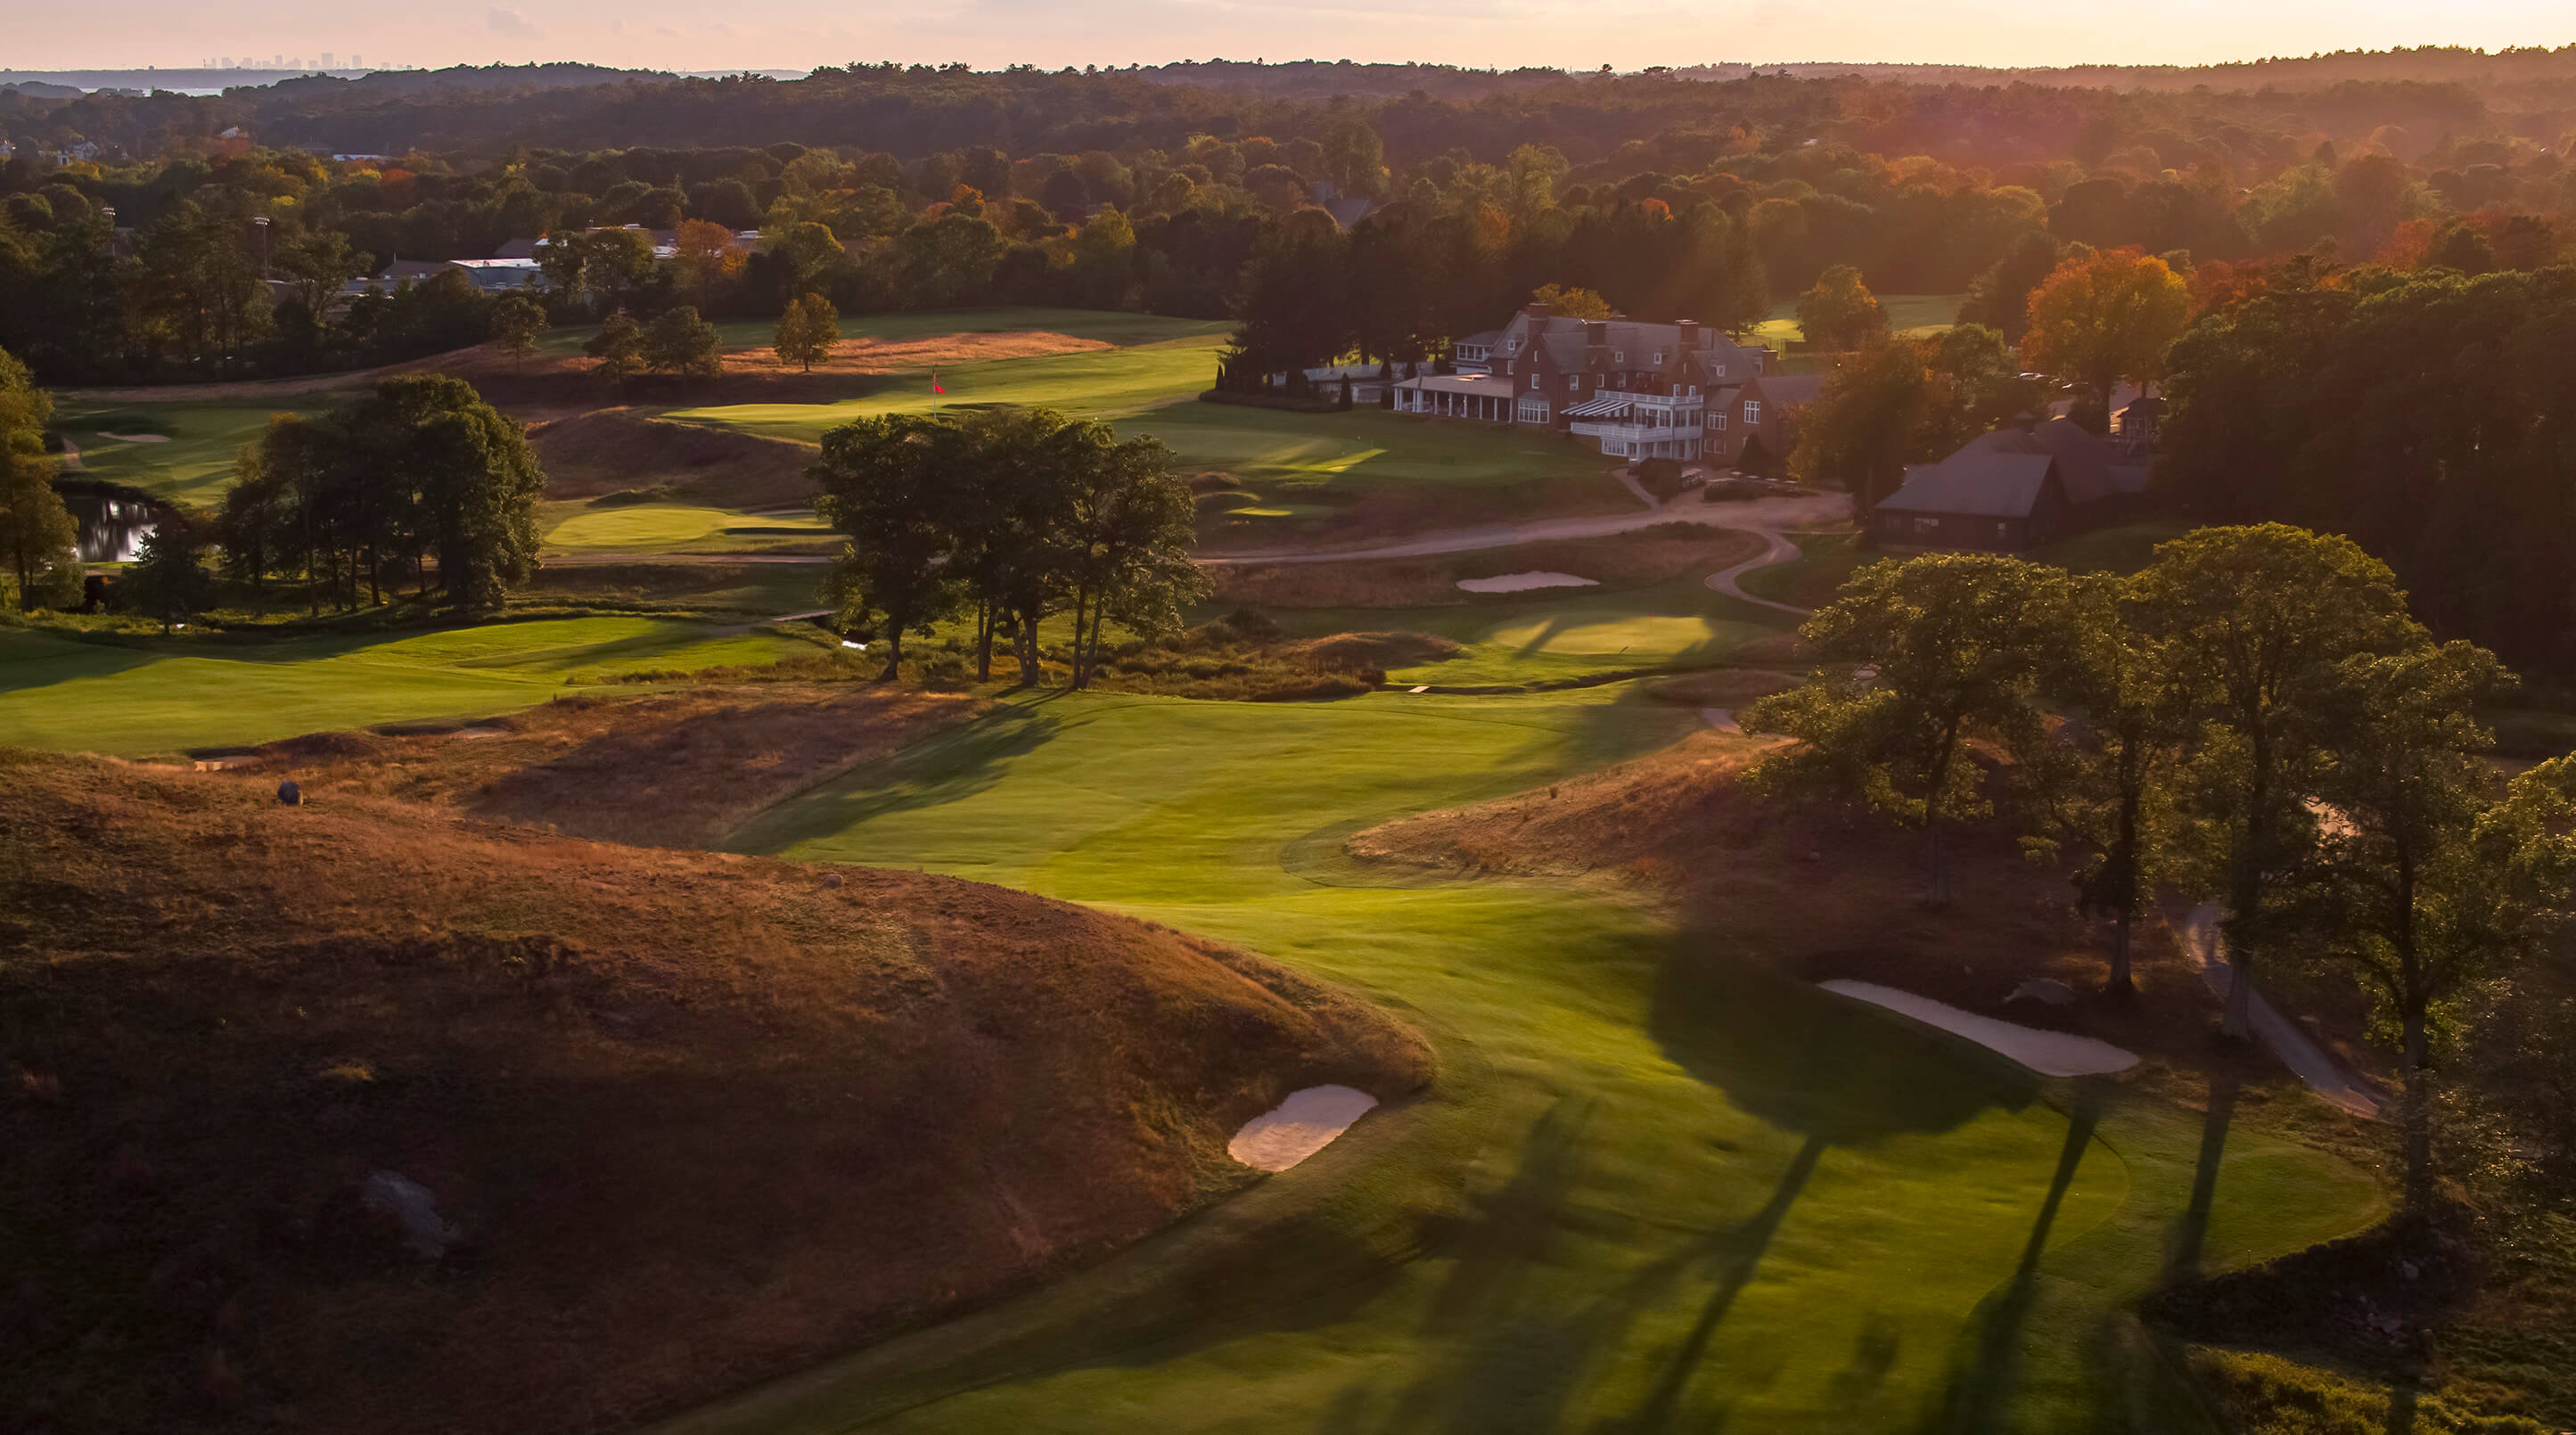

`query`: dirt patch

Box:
[233,686,977,849]
[1210,526,1767,610]
[529,408,817,509]
[0,750,1430,1435]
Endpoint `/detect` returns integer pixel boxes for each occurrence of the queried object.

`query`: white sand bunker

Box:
[1228,1085,1380,1171]
[101,431,172,443]
[1820,980,2139,1078]
[1457,571,1600,594]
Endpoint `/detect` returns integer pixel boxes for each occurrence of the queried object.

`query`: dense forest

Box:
[4,53,2573,387]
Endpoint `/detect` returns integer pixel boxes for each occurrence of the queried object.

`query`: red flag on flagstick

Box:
[931,367,946,396]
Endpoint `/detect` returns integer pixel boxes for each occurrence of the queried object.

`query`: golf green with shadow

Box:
[685,688,2381,1435]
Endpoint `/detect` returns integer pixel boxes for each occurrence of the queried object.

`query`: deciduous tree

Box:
[489,290,545,368]
[1793,264,1890,351]
[2129,524,2423,1037]
[2021,246,2190,430]
[1743,553,2078,906]
[772,292,840,373]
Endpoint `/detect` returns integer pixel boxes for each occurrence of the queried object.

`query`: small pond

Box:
[58,487,164,562]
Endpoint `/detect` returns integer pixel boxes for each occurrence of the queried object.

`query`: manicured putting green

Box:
[693,691,2381,1435]
[0,617,805,755]
[54,404,308,506]
[542,503,830,553]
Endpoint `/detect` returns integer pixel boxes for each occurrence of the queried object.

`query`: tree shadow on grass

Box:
[2165,1074,2240,1287]
[727,696,1072,849]
[1916,1086,2104,1435]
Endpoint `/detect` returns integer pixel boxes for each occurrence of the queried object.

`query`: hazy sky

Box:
[13,0,2575,75]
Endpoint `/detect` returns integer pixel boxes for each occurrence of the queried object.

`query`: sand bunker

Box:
[1457,571,1601,594]
[1819,980,2138,1077]
[1228,1085,1380,1171]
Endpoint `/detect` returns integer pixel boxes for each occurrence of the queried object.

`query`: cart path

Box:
[1702,527,1813,616]
[2182,903,2383,1119]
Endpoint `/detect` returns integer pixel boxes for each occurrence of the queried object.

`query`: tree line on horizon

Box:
[4,58,2573,386]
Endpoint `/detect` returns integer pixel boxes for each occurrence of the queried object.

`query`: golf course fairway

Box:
[700,690,2383,1435]
[0,617,811,755]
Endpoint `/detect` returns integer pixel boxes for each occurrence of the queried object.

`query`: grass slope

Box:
[690,691,2383,1435]
[0,617,811,756]
[0,748,1428,1435]
[54,403,308,506]
[1749,292,1968,348]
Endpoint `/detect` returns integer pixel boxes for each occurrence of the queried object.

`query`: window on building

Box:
[1914,516,1940,537]
[1518,399,1548,422]
[1507,338,1522,352]
[1712,364,1726,377]
[1613,349,1624,363]
[1530,373,1540,390]
[1651,351,1663,364]
[1568,375,1580,391]
[1743,401,1762,424]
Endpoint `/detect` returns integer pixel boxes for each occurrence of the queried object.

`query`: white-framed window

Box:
[1743,401,1763,424]
[1710,412,1728,430]
[1613,349,1625,363]
[1652,350,1664,364]
[1530,373,1541,390]
[1915,516,1940,537]
[1507,337,1523,352]
[1712,363,1727,377]
[1567,374,1580,391]
[1604,439,1626,456]
[1517,399,1549,422]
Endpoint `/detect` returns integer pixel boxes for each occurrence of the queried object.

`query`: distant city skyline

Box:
[10,0,2574,77]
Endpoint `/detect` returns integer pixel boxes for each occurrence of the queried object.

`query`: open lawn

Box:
[535,306,1232,358]
[668,334,1230,436]
[53,401,308,506]
[678,689,2383,1435]
[0,616,812,755]
[1750,293,1967,349]
[677,368,1629,549]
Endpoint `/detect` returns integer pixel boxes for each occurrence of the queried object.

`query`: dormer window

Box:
[1613,349,1624,363]
[1713,364,1726,377]
[1652,351,1664,365]
[1507,338,1523,353]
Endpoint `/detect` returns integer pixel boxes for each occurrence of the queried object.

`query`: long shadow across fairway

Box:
[1917,1087,2104,1434]
[727,695,1075,843]
[2165,1075,2240,1286]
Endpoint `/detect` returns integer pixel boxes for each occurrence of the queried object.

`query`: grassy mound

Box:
[531,408,819,511]
[232,687,981,849]
[0,750,1430,1435]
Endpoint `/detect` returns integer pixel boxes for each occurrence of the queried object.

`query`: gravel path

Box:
[1702,527,1813,616]
[2181,903,2383,1119]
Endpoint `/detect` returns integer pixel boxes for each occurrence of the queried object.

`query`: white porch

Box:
[1392,373,1526,422]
